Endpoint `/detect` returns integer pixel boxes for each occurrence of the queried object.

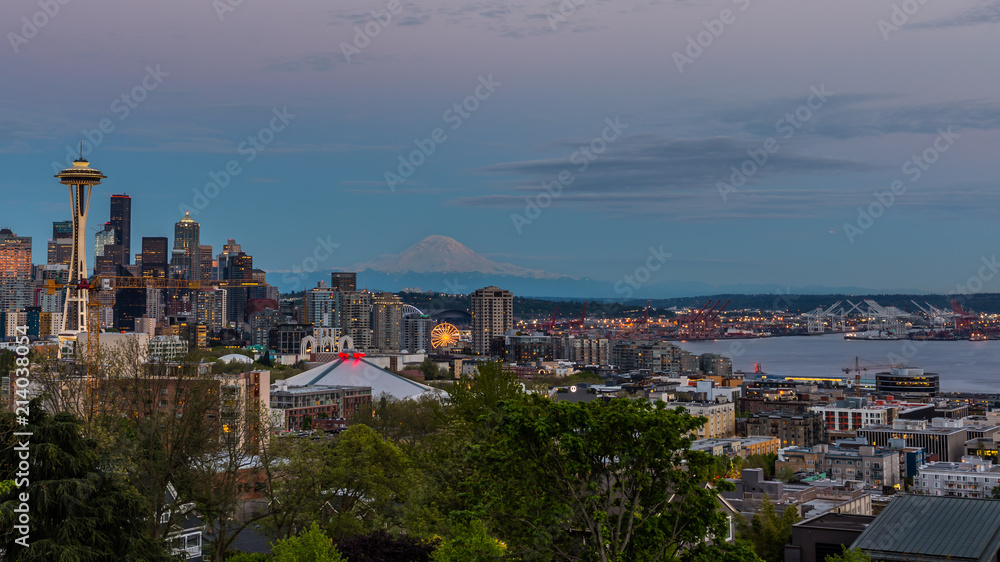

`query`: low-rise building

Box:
[778,444,902,490]
[915,456,1000,499]
[676,400,736,439]
[270,383,371,430]
[857,418,1000,463]
[810,397,899,433]
[690,436,780,458]
[747,411,827,448]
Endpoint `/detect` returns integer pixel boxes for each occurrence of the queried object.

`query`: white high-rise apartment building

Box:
[470,286,512,356]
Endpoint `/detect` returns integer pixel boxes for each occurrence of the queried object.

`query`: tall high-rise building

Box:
[371,292,403,351]
[217,239,242,276]
[94,222,115,259]
[402,314,434,353]
[339,291,372,349]
[0,229,33,312]
[471,286,513,356]
[227,253,253,281]
[52,221,73,239]
[109,194,131,265]
[172,212,200,280]
[47,220,73,267]
[199,245,214,282]
[330,272,357,292]
[195,288,227,331]
[303,283,371,348]
[141,237,168,278]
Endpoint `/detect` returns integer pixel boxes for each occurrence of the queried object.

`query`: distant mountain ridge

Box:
[350,235,566,279]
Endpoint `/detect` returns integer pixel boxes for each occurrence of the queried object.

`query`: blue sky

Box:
[2,0,999,295]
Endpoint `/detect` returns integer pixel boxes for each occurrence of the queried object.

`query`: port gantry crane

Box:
[677,299,729,340]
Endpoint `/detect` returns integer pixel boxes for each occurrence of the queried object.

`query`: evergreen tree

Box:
[0,400,172,561]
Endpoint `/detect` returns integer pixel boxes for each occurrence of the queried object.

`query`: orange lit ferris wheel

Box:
[431,322,460,349]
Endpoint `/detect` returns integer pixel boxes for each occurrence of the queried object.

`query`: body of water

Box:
[675,333,1000,393]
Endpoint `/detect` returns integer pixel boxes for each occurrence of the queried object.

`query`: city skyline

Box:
[2,0,1000,297]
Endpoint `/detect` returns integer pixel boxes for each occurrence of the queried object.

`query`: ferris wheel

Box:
[431,322,460,349]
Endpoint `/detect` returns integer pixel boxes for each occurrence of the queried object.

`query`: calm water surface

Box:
[675,333,1000,393]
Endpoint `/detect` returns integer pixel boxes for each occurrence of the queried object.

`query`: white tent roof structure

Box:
[281,356,446,400]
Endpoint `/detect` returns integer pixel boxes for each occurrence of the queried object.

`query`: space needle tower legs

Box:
[54,153,106,335]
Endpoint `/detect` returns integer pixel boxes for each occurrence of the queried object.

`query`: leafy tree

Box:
[226,554,271,561]
[991,485,1000,499]
[264,425,413,541]
[0,400,172,561]
[473,394,735,561]
[271,522,345,562]
[335,529,437,562]
[744,453,779,478]
[738,495,800,562]
[686,540,765,561]
[825,546,873,561]
[776,466,798,483]
[432,519,506,562]
[321,425,413,538]
[419,357,441,380]
[448,361,523,426]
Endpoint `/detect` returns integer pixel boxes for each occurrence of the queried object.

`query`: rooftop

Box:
[795,512,875,533]
[852,494,1000,561]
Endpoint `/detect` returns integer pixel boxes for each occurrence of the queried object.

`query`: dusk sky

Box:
[2,0,999,295]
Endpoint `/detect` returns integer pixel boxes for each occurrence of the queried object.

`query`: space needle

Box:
[54,151,106,335]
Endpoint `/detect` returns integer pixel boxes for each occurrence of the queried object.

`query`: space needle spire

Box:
[54,154,106,334]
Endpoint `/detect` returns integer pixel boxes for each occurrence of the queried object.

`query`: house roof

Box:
[852,494,1000,561]
[281,357,446,400]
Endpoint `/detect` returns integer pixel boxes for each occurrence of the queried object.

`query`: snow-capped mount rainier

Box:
[351,235,566,279]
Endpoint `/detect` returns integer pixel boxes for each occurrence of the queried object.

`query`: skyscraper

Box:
[172,212,200,280]
[47,220,73,267]
[470,286,513,355]
[371,292,403,351]
[109,194,131,265]
[52,221,73,239]
[199,245,213,282]
[93,222,120,274]
[330,272,357,292]
[0,229,32,312]
[141,237,168,278]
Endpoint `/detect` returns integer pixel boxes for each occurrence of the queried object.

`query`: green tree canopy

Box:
[0,400,172,561]
[472,394,734,561]
[271,522,344,562]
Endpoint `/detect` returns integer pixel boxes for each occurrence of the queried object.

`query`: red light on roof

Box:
[338,352,349,360]
[352,353,365,359]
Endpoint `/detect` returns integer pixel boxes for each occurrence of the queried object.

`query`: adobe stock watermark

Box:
[613,245,672,298]
[949,254,1000,298]
[878,0,931,41]
[179,107,296,215]
[11,326,32,548]
[280,236,341,291]
[384,74,501,191]
[8,0,72,54]
[511,116,628,234]
[843,126,959,244]
[213,0,250,22]
[673,0,751,73]
[717,85,833,202]
[48,65,170,174]
[546,0,587,30]
[340,0,403,63]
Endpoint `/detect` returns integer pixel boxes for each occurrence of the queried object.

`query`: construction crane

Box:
[44,275,207,386]
[843,356,904,397]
